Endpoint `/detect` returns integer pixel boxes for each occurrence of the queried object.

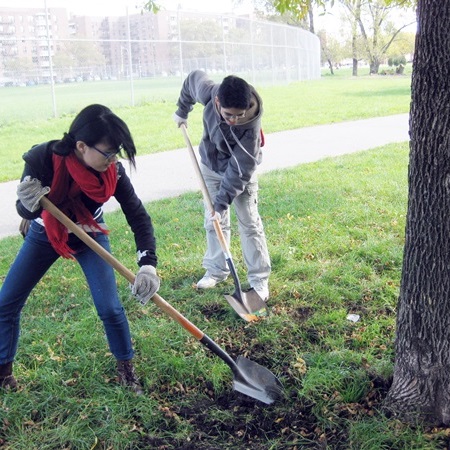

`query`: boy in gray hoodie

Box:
[173,70,271,301]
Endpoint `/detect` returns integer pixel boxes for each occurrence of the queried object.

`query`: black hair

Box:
[217,75,251,110]
[53,104,137,168]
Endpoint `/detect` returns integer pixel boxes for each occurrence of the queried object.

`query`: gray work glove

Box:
[173,112,188,128]
[207,210,224,225]
[17,176,51,212]
[131,265,160,305]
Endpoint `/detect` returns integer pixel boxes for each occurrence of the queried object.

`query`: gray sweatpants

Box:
[200,163,271,288]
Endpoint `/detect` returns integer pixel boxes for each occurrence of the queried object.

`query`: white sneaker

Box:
[253,286,269,302]
[196,274,226,289]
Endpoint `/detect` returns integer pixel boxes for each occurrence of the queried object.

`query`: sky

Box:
[0,0,414,35]
[0,0,249,16]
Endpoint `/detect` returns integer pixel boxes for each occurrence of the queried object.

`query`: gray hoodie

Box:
[175,70,264,214]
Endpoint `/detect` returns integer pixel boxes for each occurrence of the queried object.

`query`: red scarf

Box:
[42,152,117,258]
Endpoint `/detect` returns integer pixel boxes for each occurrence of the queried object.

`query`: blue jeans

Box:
[0,220,134,364]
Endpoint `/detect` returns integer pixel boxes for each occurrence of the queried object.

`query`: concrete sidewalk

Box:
[0,114,409,239]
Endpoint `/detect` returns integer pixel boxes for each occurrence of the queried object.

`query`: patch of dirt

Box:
[201,302,229,320]
[136,304,402,449]
[292,306,315,322]
[136,358,395,450]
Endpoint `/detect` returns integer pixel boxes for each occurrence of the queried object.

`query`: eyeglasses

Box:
[91,145,122,160]
[220,108,246,120]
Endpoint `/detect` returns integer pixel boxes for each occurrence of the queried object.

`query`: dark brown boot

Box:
[0,362,18,391]
[116,360,144,395]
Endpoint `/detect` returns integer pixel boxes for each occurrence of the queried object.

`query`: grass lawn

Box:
[3,68,444,449]
[2,143,449,449]
[0,67,412,182]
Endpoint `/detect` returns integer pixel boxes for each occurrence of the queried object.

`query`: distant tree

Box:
[140,1,161,14]
[64,41,106,78]
[317,30,351,74]
[385,31,415,62]
[236,0,314,30]
[53,50,76,81]
[250,0,414,74]
[272,0,327,19]
[341,0,415,74]
[347,0,362,75]
[3,57,34,83]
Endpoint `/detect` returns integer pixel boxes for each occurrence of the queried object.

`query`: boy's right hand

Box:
[173,112,188,128]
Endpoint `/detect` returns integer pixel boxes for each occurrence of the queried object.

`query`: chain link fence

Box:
[0,9,320,121]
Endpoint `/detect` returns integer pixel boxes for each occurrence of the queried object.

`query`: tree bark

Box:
[327,58,334,75]
[351,0,361,76]
[352,58,358,76]
[383,0,450,426]
[308,2,314,33]
[369,59,380,74]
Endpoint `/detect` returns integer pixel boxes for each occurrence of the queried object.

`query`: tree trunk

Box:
[352,58,358,76]
[308,3,314,34]
[351,0,361,76]
[369,58,380,74]
[383,0,450,426]
[327,58,334,75]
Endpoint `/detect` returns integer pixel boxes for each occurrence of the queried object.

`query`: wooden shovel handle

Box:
[39,196,204,340]
[180,124,214,213]
[180,124,232,259]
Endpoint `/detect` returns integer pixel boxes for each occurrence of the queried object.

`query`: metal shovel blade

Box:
[224,287,268,322]
[232,355,284,405]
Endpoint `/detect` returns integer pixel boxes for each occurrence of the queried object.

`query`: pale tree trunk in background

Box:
[326,57,334,75]
[308,3,314,33]
[383,0,450,426]
[351,0,361,76]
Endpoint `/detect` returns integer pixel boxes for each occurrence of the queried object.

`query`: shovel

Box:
[179,124,269,322]
[39,196,283,404]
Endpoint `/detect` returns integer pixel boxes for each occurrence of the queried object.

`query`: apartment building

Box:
[0,6,319,87]
[0,6,239,84]
[0,6,70,84]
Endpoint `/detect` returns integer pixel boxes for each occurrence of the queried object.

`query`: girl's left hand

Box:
[131,265,160,305]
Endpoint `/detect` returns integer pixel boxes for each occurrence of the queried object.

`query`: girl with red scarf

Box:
[0,104,159,394]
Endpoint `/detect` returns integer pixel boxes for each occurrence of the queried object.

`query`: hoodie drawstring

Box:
[218,126,259,179]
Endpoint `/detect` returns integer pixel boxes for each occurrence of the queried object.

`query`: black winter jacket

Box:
[16,142,157,267]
